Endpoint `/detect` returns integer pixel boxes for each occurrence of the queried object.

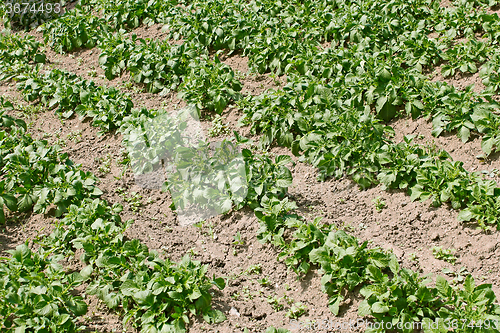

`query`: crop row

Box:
[97,33,242,112]
[239,73,500,229]
[92,26,500,155]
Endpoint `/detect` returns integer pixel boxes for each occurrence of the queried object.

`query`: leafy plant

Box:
[286,302,308,319]
[232,231,245,245]
[178,55,242,113]
[267,295,284,311]
[310,230,391,315]
[441,38,490,77]
[359,261,443,333]
[244,264,262,275]
[372,196,387,212]
[432,246,457,264]
[278,216,333,275]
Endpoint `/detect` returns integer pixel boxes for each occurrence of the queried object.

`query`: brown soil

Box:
[2,10,500,333]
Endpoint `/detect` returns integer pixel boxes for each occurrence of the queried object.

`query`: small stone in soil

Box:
[229,307,240,317]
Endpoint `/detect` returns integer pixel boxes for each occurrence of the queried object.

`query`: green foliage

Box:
[208,115,230,137]
[14,68,133,132]
[126,39,196,95]
[458,179,500,230]
[409,158,471,209]
[372,197,387,212]
[0,245,88,332]
[80,0,177,31]
[3,0,500,330]
[430,275,500,333]
[480,50,500,93]
[278,216,333,275]
[40,8,109,53]
[360,263,443,333]
[0,32,45,64]
[0,110,224,332]
[310,230,391,315]
[88,247,225,332]
[0,116,102,220]
[97,32,137,80]
[39,196,225,332]
[441,38,490,77]
[178,55,242,113]
[93,0,175,30]
[0,32,45,80]
[98,35,202,94]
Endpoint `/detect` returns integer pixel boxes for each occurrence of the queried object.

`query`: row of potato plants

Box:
[3,32,500,332]
[97,33,242,112]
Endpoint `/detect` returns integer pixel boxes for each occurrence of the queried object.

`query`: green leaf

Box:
[212,277,225,290]
[68,299,88,316]
[457,209,473,222]
[376,96,388,113]
[371,301,389,313]
[358,300,371,316]
[328,297,341,316]
[103,292,120,309]
[435,275,450,295]
[275,155,292,167]
[17,193,34,212]
[464,275,475,294]
[80,265,93,279]
[481,137,494,156]
[203,309,226,324]
[14,325,26,333]
[34,54,46,63]
[458,126,470,143]
[291,141,301,156]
